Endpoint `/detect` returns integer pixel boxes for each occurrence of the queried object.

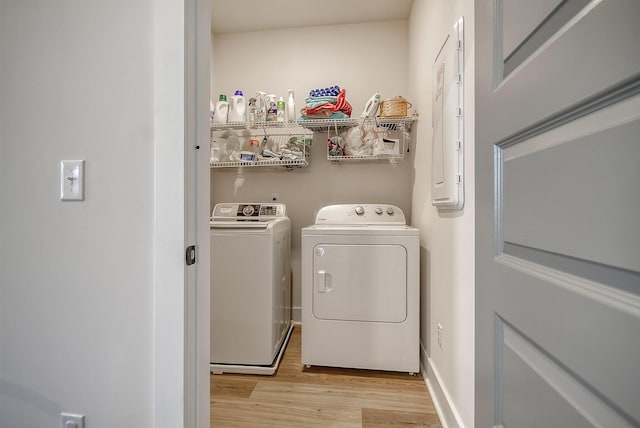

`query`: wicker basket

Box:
[379,96,412,117]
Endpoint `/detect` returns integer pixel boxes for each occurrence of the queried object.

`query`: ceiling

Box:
[211,0,414,34]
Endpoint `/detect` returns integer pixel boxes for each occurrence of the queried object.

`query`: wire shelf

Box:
[211,121,314,137]
[298,116,417,132]
[327,153,404,162]
[322,117,415,162]
[210,116,417,167]
[210,121,311,169]
[210,158,308,169]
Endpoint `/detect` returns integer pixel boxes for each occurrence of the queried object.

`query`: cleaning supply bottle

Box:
[247,98,257,123]
[227,90,246,123]
[276,97,286,122]
[287,89,296,122]
[212,94,229,124]
[266,94,277,122]
[255,91,267,123]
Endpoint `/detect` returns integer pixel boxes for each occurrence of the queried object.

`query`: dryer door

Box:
[312,244,407,322]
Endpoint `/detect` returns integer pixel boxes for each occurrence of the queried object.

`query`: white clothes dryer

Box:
[301,204,420,374]
[210,202,292,375]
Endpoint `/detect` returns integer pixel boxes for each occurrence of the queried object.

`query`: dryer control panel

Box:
[212,203,287,221]
[314,204,406,225]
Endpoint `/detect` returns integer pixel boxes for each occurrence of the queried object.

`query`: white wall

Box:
[409,1,475,427]
[211,20,413,321]
[0,1,156,426]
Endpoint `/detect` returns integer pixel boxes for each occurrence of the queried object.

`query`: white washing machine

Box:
[301,204,420,374]
[210,202,292,375]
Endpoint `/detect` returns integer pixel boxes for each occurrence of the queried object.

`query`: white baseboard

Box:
[420,343,465,428]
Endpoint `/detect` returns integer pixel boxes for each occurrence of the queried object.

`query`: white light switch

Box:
[60,413,85,428]
[60,160,85,201]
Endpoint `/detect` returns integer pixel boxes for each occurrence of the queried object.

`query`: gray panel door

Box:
[475,1,640,427]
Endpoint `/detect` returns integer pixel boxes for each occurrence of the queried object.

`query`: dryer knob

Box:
[355,206,365,216]
[386,207,395,215]
[375,207,383,215]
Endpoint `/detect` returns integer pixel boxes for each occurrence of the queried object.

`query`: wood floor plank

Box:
[211,325,442,428]
[210,377,257,399]
[250,381,435,414]
[212,397,361,427]
[362,408,442,427]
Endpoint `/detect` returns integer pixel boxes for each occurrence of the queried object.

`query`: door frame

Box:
[153,0,210,427]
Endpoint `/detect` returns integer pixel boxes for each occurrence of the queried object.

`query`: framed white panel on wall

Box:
[431,17,464,209]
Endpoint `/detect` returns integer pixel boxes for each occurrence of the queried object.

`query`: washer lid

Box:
[314,204,406,225]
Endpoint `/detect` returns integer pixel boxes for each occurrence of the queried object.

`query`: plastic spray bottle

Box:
[276,97,286,122]
[287,89,296,122]
[255,91,267,123]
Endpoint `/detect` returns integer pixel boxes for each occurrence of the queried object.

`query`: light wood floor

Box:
[211,325,442,427]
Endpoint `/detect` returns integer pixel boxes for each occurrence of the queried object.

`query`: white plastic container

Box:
[228,90,246,123]
[255,91,267,122]
[276,97,286,122]
[266,94,277,122]
[287,89,296,122]
[213,94,229,124]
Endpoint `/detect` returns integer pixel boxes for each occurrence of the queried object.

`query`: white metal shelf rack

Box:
[210,121,313,169]
[210,116,417,167]
[298,116,417,162]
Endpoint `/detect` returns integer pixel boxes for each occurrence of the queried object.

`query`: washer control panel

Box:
[314,204,406,225]
[212,203,287,221]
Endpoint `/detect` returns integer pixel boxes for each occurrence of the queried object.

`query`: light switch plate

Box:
[60,160,85,201]
[60,412,85,428]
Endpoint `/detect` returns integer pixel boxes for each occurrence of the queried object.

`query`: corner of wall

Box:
[410,0,475,427]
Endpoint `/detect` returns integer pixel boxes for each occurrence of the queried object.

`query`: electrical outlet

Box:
[271,192,279,202]
[437,323,444,349]
[61,413,85,428]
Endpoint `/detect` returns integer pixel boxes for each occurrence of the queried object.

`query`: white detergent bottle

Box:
[228,90,246,123]
[213,94,229,123]
[287,89,296,122]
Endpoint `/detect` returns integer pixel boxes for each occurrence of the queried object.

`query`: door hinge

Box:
[185,245,196,265]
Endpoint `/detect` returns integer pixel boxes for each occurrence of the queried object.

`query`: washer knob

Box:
[355,206,365,216]
[386,207,395,215]
[242,205,255,216]
[375,207,383,215]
